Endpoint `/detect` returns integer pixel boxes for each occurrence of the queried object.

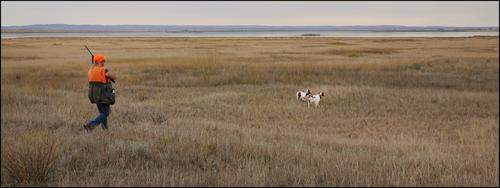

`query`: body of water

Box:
[1,31,499,39]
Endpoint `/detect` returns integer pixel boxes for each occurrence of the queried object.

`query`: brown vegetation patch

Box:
[326,42,356,45]
[301,45,326,48]
[372,38,418,43]
[1,55,42,61]
[318,48,398,57]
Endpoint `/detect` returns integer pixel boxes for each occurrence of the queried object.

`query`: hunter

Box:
[84,54,116,131]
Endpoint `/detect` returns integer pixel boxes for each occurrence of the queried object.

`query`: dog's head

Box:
[319,92,325,97]
[305,89,311,95]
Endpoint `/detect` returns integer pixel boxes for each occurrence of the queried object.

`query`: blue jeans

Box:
[90,103,110,129]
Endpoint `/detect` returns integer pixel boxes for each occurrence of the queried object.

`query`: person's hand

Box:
[106,71,117,83]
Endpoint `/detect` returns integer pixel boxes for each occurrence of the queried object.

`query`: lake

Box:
[1,31,499,39]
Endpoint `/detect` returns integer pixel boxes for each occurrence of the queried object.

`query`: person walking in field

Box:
[84,54,117,131]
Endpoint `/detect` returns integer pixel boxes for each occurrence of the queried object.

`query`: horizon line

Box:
[2,24,499,28]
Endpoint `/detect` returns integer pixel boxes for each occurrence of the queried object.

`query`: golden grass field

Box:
[1,36,499,186]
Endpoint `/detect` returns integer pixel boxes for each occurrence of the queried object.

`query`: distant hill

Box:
[1,24,498,32]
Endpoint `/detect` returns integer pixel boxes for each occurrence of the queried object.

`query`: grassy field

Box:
[1,36,499,186]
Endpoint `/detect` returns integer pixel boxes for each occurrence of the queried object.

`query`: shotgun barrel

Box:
[84,45,94,64]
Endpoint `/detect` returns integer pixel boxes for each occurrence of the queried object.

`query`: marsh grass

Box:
[318,48,398,57]
[2,131,61,186]
[1,36,499,186]
[1,55,42,61]
[326,42,356,45]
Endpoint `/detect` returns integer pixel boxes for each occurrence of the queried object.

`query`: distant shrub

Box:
[401,63,424,71]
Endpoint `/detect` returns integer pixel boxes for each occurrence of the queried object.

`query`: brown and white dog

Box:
[307,91,325,108]
[296,89,311,102]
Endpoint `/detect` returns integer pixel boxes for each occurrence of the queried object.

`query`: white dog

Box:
[296,89,311,102]
[308,91,325,108]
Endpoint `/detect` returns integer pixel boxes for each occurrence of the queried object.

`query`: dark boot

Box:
[83,122,94,132]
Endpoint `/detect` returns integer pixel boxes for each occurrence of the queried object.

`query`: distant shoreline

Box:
[2,36,499,41]
[2,24,498,34]
[2,29,499,34]
[2,31,498,39]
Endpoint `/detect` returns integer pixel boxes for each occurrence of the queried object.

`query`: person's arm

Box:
[105,68,117,81]
[106,72,117,81]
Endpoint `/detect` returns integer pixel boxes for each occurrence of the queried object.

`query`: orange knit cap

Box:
[93,54,106,64]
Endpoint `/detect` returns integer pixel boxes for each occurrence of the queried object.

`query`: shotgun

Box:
[84,45,94,64]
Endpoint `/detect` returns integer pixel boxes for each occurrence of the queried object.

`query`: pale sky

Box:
[1,1,499,27]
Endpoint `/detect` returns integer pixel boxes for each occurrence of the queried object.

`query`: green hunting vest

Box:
[88,82,115,105]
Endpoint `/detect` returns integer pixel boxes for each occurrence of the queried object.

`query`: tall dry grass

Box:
[2,131,60,186]
[1,36,499,186]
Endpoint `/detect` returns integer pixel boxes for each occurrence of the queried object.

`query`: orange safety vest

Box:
[88,66,107,83]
